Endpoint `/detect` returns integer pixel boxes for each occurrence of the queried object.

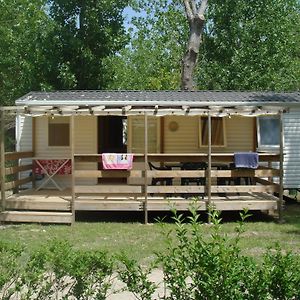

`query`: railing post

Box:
[144,112,148,224]
[1,109,6,211]
[32,116,36,189]
[70,114,75,225]
[207,112,212,223]
[267,161,273,183]
[278,111,284,223]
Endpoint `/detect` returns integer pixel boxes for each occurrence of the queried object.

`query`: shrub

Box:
[264,245,300,300]
[0,240,114,300]
[1,209,300,299]
[118,254,156,300]
[0,241,24,300]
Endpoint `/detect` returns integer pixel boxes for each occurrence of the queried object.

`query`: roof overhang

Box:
[4,90,299,116]
[0,104,288,117]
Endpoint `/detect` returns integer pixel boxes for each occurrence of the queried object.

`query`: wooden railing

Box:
[145,153,281,196]
[1,151,34,210]
[72,153,281,197]
[2,151,34,190]
[1,152,281,199]
[0,151,282,224]
[74,154,144,195]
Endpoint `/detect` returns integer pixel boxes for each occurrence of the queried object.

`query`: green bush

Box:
[264,245,300,300]
[0,241,24,300]
[0,240,114,300]
[152,208,300,300]
[118,254,156,300]
[0,210,300,299]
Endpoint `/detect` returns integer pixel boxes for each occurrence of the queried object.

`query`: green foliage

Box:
[118,254,156,300]
[45,0,129,90]
[104,0,187,90]
[0,0,129,105]
[0,239,114,299]
[1,212,300,299]
[198,0,300,90]
[264,245,300,299]
[121,208,300,299]
[108,0,300,91]
[0,0,51,105]
[69,248,114,300]
[0,241,24,300]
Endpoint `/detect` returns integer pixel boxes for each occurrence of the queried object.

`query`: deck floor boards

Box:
[3,189,278,213]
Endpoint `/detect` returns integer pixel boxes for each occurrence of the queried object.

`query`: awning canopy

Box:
[2,90,299,116]
[0,104,287,116]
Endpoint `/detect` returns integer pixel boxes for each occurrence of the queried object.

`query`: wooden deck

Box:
[0,151,283,224]
[0,188,278,224]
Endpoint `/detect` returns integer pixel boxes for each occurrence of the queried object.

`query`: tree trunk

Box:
[181,0,208,90]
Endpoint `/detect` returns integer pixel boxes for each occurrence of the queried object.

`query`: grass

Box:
[0,203,300,264]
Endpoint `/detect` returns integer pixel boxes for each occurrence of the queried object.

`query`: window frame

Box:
[256,116,280,150]
[48,117,70,147]
[199,116,226,148]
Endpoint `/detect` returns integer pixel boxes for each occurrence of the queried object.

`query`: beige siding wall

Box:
[128,115,254,154]
[223,116,254,153]
[163,116,254,153]
[164,116,199,153]
[34,116,97,187]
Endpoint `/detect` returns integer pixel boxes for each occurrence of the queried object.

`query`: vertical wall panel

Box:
[283,108,300,188]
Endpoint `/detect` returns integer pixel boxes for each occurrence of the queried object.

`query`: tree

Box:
[197,0,300,91]
[104,0,188,90]
[44,0,129,90]
[108,0,299,92]
[0,0,50,105]
[0,0,130,104]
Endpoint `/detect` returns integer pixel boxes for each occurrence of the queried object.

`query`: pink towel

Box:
[102,153,133,170]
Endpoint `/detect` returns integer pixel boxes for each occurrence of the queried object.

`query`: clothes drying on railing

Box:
[234,152,259,169]
[102,153,133,170]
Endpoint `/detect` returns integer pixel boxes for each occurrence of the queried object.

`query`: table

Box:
[33,158,72,190]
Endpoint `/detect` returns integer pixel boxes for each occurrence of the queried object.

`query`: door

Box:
[98,116,127,183]
[98,116,127,153]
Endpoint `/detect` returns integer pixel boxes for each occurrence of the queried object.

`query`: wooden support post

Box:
[32,116,36,189]
[70,115,76,225]
[144,113,148,224]
[160,117,164,154]
[207,113,212,223]
[0,110,5,211]
[267,161,273,183]
[278,111,284,223]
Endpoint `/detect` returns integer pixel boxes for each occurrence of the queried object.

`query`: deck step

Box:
[5,198,70,211]
[0,211,72,224]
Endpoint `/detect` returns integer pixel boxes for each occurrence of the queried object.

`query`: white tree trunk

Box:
[181,0,208,90]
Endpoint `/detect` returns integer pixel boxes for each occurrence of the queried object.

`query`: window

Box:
[200,117,225,146]
[257,116,280,148]
[48,117,70,146]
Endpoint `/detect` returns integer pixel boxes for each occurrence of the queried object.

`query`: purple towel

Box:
[234,152,259,169]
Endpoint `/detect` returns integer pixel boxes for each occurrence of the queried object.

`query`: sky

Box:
[123,6,138,30]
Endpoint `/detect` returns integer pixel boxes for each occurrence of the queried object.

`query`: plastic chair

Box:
[229,163,253,185]
[148,162,173,186]
[180,162,207,199]
[181,162,207,186]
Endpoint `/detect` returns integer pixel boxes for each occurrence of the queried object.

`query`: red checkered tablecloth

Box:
[34,159,72,175]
